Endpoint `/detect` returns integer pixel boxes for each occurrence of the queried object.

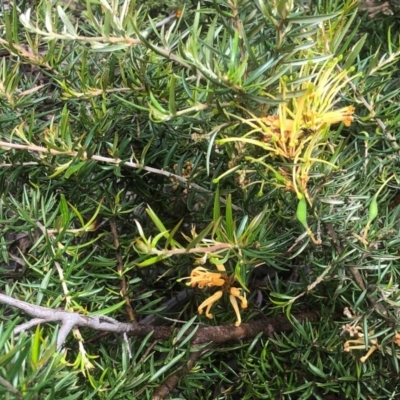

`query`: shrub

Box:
[1,0,400,398]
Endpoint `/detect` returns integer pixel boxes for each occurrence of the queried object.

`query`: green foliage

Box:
[0,318,80,399]
[1,0,400,398]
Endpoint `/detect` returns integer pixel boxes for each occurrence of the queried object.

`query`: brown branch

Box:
[110,218,135,321]
[152,311,322,399]
[152,347,213,400]
[0,292,323,398]
[193,311,320,345]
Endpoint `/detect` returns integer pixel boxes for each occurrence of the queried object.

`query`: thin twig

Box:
[0,162,39,167]
[0,376,24,400]
[0,140,242,211]
[0,293,167,349]
[14,318,46,334]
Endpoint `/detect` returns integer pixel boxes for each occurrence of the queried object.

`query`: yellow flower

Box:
[394,332,400,347]
[311,105,355,129]
[180,264,247,326]
[229,287,248,327]
[342,325,380,363]
[185,266,226,289]
[197,290,223,319]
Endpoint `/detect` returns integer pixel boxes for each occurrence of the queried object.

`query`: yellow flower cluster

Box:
[181,264,247,327]
[342,323,400,363]
[342,324,380,363]
[218,58,358,205]
[261,105,355,149]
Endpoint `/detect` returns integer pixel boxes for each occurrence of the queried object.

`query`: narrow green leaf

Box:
[191,3,201,37]
[308,362,327,379]
[235,262,248,292]
[174,316,197,344]
[91,43,130,52]
[236,215,249,238]
[296,196,308,229]
[367,195,378,225]
[228,30,239,77]
[11,341,32,378]
[163,141,178,168]
[277,0,289,19]
[146,206,168,234]
[81,199,103,231]
[205,15,218,66]
[45,0,53,33]
[149,91,167,114]
[244,58,276,86]
[186,221,215,251]
[31,325,41,365]
[113,95,149,111]
[344,34,367,70]
[89,300,127,316]
[135,255,166,268]
[212,164,242,184]
[213,186,221,223]
[149,351,186,382]
[168,75,177,116]
[165,219,183,249]
[4,9,17,47]
[64,161,86,178]
[37,269,53,305]
[0,319,21,350]
[234,55,249,84]
[49,161,72,178]
[151,231,169,248]
[287,13,339,24]
[225,194,234,241]
[57,6,76,36]
[66,201,85,227]
[332,10,358,53]
[140,136,154,165]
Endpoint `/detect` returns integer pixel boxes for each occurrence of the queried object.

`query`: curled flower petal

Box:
[229,295,241,327]
[230,287,248,309]
[360,343,379,363]
[394,332,400,346]
[198,291,223,319]
[182,267,225,288]
[318,106,355,127]
[230,287,247,327]
[180,263,248,326]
